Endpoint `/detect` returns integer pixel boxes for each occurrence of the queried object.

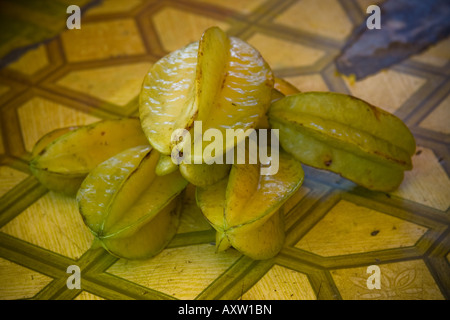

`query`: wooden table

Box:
[0,0,449,300]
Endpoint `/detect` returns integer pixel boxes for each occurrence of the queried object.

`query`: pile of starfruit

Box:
[29,27,415,261]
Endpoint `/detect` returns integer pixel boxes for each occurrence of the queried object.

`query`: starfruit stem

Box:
[215,231,231,253]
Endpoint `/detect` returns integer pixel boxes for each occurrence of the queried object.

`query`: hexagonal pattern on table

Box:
[55,62,152,108]
[343,70,427,114]
[0,257,53,300]
[5,45,49,76]
[17,96,101,153]
[272,0,353,42]
[282,74,330,92]
[0,0,448,301]
[60,19,146,63]
[295,200,428,257]
[106,243,242,300]
[241,265,317,300]
[411,37,450,68]
[191,0,268,15]
[1,191,94,260]
[391,146,450,212]
[151,6,231,53]
[419,93,450,135]
[330,259,445,300]
[246,33,326,70]
[73,291,105,300]
[0,166,28,198]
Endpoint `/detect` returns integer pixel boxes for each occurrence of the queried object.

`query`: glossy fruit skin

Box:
[100,195,183,260]
[268,92,416,191]
[155,154,179,176]
[139,41,199,156]
[274,77,300,96]
[139,27,274,165]
[30,126,79,159]
[191,27,274,163]
[257,77,300,129]
[140,27,274,187]
[179,162,231,187]
[29,118,149,196]
[196,150,304,260]
[77,145,188,260]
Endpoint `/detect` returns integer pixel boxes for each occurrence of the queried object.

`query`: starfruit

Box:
[268,92,416,191]
[179,162,231,188]
[274,77,301,97]
[77,145,188,260]
[30,126,79,159]
[196,150,304,260]
[139,41,199,156]
[139,26,273,186]
[155,154,179,176]
[29,118,149,196]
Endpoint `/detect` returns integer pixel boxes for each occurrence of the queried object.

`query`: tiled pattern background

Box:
[0,0,449,300]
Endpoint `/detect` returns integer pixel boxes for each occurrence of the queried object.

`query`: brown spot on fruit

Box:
[367,104,381,121]
[221,72,227,89]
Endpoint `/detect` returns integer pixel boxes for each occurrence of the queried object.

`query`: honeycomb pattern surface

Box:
[0,0,448,300]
